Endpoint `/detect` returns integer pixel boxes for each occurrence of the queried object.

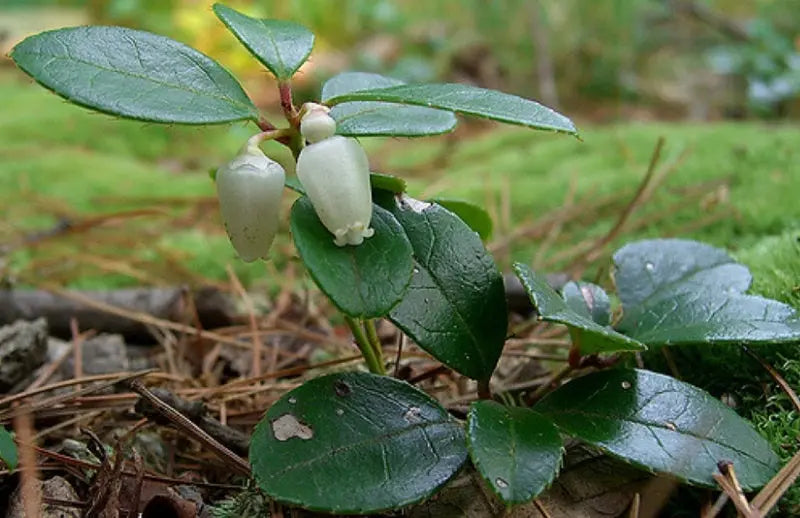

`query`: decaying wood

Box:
[0,287,235,343]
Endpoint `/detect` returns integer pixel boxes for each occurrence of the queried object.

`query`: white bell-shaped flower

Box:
[216,138,285,262]
[300,103,337,144]
[296,109,374,247]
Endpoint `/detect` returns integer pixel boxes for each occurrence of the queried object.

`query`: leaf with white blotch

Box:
[290,196,413,318]
[322,72,457,137]
[535,368,780,490]
[325,82,577,135]
[512,263,645,354]
[614,239,800,347]
[385,196,507,380]
[213,3,313,79]
[250,371,467,514]
[467,401,563,505]
[11,27,258,124]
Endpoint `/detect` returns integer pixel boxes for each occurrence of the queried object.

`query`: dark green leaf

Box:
[387,197,507,380]
[11,27,258,124]
[535,369,780,490]
[467,401,562,505]
[370,172,406,194]
[250,371,467,514]
[614,239,800,347]
[0,426,16,471]
[290,196,413,318]
[325,82,577,135]
[562,281,611,326]
[322,73,457,137]
[429,198,493,240]
[213,4,313,80]
[512,263,645,354]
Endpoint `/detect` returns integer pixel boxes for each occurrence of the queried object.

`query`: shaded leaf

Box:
[535,368,780,490]
[467,401,563,505]
[562,281,611,326]
[0,426,16,471]
[386,196,507,380]
[614,239,800,347]
[429,197,493,240]
[512,263,645,354]
[11,27,258,124]
[213,3,313,80]
[290,196,413,318]
[250,371,467,514]
[325,82,577,134]
[370,172,406,194]
[322,72,456,137]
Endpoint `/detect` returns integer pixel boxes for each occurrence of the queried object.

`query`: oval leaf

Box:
[535,368,780,490]
[387,196,507,380]
[11,27,258,124]
[467,401,563,505]
[429,197,493,240]
[322,72,457,137]
[370,172,406,194]
[325,82,577,135]
[250,371,468,514]
[513,263,645,354]
[0,426,17,471]
[290,196,413,318]
[213,4,314,80]
[614,239,800,347]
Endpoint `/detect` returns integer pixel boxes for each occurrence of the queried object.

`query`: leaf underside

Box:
[325,82,577,135]
[512,263,646,354]
[322,72,456,137]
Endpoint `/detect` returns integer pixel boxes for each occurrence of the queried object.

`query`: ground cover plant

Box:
[3,3,800,516]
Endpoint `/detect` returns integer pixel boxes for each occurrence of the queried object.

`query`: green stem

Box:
[344,316,385,375]
[364,319,385,371]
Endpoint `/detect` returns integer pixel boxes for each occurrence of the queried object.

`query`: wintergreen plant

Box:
[9,3,800,514]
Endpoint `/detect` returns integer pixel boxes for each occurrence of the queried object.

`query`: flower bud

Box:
[296,135,374,246]
[216,140,285,262]
[299,103,336,144]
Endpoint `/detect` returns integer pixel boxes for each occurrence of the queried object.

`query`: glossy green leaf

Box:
[512,263,645,354]
[386,197,507,380]
[322,73,457,137]
[535,369,780,490]
[614,239,800,347]
[213,4,313,80]
[467,401,562,505]
[290,196,413,318]
[325,82,577,135]
[370,172,407,194]
[250,371,468,514]
[11,27,258,124]
[562,281,611,326]
[429,198,493,240]
[0,426,16,471]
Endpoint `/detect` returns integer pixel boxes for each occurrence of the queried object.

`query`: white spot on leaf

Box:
[271,414,313,441]
[403,406,422,423]
[495,477,508,489]
[621,381,632,390]
[398,194,431,214]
